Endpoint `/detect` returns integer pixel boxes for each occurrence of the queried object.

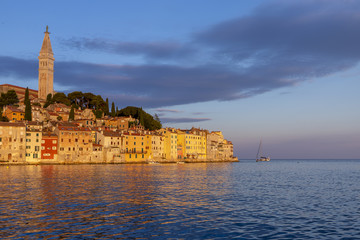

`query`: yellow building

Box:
[160,128,178,160]
[149,133,164,160]
[182,128,207,160]
[25,123,43,163]
[123,133,151,162]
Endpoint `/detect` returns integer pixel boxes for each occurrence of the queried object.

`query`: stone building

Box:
[0,122,26,162]
[55,126,93,163]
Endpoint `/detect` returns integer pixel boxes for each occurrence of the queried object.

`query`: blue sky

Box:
[1,0,359,159]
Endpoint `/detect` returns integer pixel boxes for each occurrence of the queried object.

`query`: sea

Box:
[0,159,360,239]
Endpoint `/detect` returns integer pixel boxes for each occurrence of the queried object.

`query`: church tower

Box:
[38,26,54,100]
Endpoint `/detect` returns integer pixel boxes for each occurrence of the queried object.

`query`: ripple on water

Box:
[0,161,360,239]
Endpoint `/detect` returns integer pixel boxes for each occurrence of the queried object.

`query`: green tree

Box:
[111,102,115,117]
[105,98,109,115]
[154,113,161,123]
[0,90,19,106]
[68,91,84,109]
[0,108,9,122]
[52,92,71,106]
[117,106,162,130]
[43,93,53,108]
[68,106,75,121]
[93,109,103,118]
[24,87,32,121]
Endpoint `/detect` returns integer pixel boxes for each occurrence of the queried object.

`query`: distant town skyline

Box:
[1,0,359,159]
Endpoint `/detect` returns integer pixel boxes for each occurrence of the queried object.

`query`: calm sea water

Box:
[1,159,360,239]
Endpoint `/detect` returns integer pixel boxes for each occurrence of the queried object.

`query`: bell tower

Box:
[38,25,54,100]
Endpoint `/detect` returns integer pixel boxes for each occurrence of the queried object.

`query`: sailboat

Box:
[256,140,270,162]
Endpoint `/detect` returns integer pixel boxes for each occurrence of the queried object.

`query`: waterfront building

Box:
[176,130,185,159]
[149,133,164,161]
[38,26,54,100]
[55,125,93,163]
[219,139,234,159]
[161,128,178,160]
[189,128,207,160]
[123,132,150,162]
[91,144,104,162]
[25,122,43,163]
[96,130,123,162]
[41,132,58,162]
[0,122,26,162]
[206,131,224,160]
[178,128,207,160]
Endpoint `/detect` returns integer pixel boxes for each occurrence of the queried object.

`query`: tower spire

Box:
[38,26,55,100]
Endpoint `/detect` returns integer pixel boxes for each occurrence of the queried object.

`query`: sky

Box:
[1,0,359,159]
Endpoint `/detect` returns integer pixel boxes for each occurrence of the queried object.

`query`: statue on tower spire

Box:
[46,25,49,33]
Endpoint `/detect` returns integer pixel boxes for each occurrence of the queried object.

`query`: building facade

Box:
[0,122,26,162]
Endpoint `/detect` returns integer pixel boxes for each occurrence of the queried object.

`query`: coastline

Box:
[0,157,239,165]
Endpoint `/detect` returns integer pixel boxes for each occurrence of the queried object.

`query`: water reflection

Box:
[1,161,360,239]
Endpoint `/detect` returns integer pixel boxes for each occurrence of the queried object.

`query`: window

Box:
[52,140,57,144]
[52,146,56,150]
[35,146,39,151]
[41,146,45,150]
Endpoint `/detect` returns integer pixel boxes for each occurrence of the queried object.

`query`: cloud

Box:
[154,109,183,113]
[161,117,211,124]
[61,37,196,61]
[3,0,360,108]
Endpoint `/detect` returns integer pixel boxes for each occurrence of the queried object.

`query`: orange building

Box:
[3,106,25,122]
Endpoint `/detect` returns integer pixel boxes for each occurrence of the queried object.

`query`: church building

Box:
[38,26,54,100]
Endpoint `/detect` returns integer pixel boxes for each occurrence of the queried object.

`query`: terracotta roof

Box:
[26,121,42,126]
[6,106,24,113]
[58,126,91,132]
[0,84,37,92]
[0,122,25,127]
[102,131,122,137]
[42,132,57,138]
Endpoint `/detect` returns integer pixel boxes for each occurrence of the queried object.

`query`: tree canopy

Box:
[0,90,19,107]
[117,106,162,130]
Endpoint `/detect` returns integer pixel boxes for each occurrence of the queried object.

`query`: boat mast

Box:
[256,139,262,159]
